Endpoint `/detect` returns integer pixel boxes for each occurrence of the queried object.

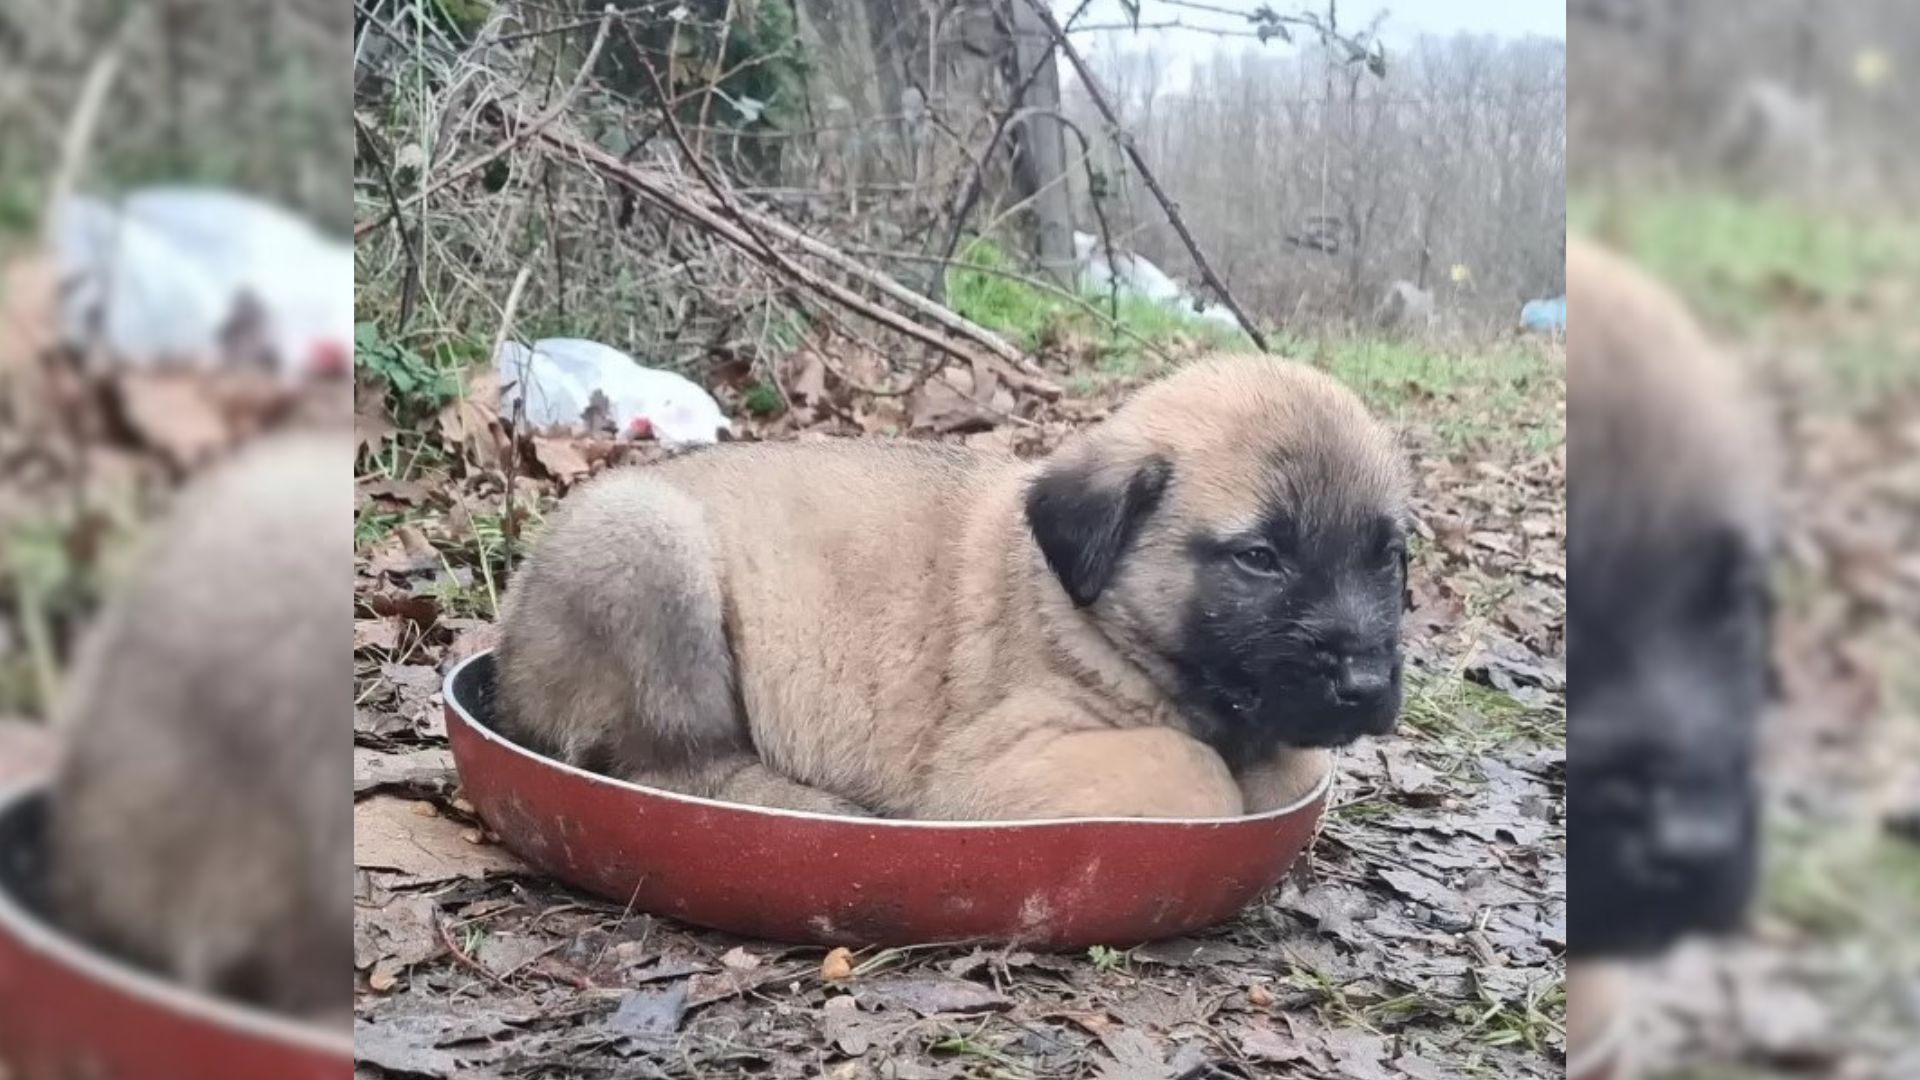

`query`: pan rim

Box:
[0,783,354,1060]
[444,648,1337,829]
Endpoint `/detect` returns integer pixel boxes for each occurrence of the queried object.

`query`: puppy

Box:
[47,430,351,1024]
[496,355,1412,821]
[1566,237,1778,1068]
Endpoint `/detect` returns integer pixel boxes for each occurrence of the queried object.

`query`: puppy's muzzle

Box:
[1332,652,1395,709]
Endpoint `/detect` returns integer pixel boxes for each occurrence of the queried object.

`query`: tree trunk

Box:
[1006,0,1075,286]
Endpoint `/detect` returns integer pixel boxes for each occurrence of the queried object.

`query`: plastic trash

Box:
[49,187,352,376]
[1520,295,1567,334]
[51,196,235,366]
[1072,231,1185,304]
[496,338,728,448]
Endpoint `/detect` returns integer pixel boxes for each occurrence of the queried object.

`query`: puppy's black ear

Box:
[1025,455,1171,607]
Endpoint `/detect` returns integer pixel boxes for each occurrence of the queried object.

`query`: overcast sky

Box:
[1059,0,1566,88]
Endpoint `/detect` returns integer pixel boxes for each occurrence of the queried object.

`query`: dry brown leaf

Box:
[352,795,526,885]
[361,476,431,505]
[721,946,762,972]
[114,373,233,469]
[438,367,506,469]
[908,365,1015,434]
[355,617,404,653]
[0,257,59,417]
[355,377,398,455]
[790,349,829,404]
[531,437,592,483]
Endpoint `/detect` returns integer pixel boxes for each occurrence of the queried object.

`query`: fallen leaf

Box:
[857,975,1011,1016]
[355,617,404,653]
[1238,1021,1306,1063]
[355,375,398,455]
[114,373,232,469]
[0,256,58,385]
[530,437,592,484]
[353,893,441,973]
[353,747,456,796]
[475,934,549,979]
[1096,1026,1172,1080]
[353,795,526,885]
[721,946,762,971]
[353,1013,511,1079]
[606,982,690,1046]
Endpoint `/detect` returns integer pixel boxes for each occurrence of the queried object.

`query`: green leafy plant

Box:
[355,321,462,427]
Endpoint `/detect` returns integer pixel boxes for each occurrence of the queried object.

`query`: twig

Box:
[352,6,615,240]
[354,111,421,328]
[436,913,509,988]
[533,124,1061,399]
[1016,0,1269,351]
[931,0,1095,301]
[43,25,127,244]
[491,266,532,541]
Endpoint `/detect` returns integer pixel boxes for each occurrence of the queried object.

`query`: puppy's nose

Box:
[1333,654,1393,705]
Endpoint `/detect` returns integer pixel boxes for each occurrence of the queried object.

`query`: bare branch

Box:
[1016,0,1270,351]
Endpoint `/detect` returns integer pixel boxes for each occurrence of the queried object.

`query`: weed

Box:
[355,322,464,428]
[944,238,1251,364]
[743,382,783,416]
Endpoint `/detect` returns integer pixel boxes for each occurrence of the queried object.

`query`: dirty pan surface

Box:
[442,650,1327,950]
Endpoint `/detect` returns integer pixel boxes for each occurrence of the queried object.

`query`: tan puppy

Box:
[496,355,1412,820]
[48,430,351,1023]
[1567,237,1778,1072]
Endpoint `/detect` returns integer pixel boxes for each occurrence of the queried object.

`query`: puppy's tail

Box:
[495,472,745,774]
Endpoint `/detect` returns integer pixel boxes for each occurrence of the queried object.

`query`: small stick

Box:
[352,6,615,240]
[490,265,532,542]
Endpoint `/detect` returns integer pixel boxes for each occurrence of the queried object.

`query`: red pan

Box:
[444,650,1330,949]
[0,786,351,1080]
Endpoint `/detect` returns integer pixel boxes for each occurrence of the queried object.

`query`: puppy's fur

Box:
[48,431,351,1023]
[1566,237,1778,1078]
[1567,236,1777,957]
[497,356,1411,821]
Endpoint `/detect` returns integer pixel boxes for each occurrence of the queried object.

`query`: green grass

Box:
[1570,187,1920,326]
[1764,814,1920,942]
[1401,673,1562,758]
[1306,337,1563,455]
[945,238,1252,364]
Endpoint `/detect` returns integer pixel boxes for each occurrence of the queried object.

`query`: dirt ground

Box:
[349,341,1568,1080]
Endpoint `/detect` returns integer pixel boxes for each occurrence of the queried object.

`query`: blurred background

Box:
[0,0,350,732]
[1571,0,1920,1076]
[0,0,353,1067]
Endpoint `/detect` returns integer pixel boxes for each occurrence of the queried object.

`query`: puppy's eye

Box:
[1232,545,1282,576]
